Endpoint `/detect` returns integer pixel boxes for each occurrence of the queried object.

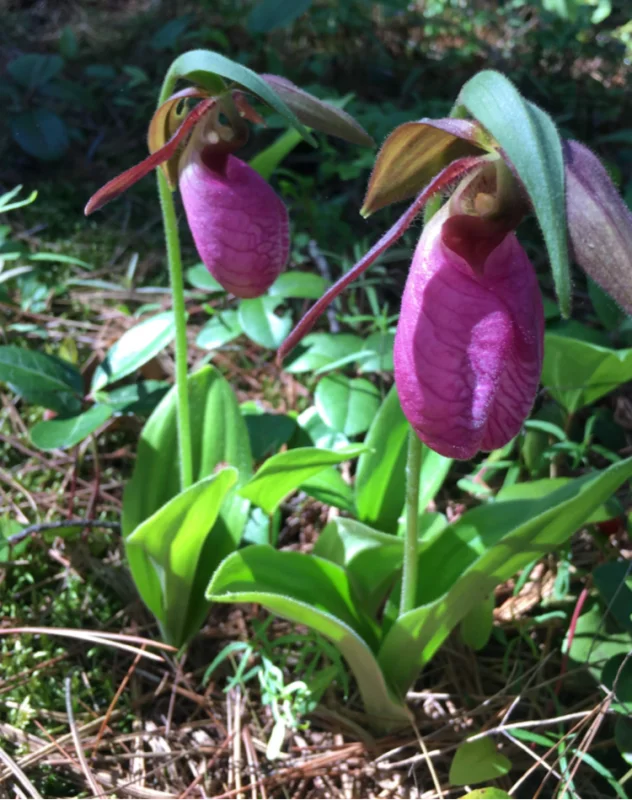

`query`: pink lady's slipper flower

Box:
[393,170,543,459]
[279,116,632,460]
[85,78,373,298]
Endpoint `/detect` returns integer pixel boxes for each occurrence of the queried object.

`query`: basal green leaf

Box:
[300,466,355,513]
[207,546,409,729]
[127,469,237,645]
[247,0,313,33]
[239,445,364,514]
[379,456,632,695]
[244,412,296,460]
[122,366,253,538]
[496,477,621,524]
[593,561,632,635]
[186,263,225,292]
[268,271,328,300]
[355,385,409,533]
[459,594,495,651]
[295,405,350,451]
[418,444,452,514]
[8,54,63,89]
[314,518,403,616]
[95,381,170,414]
[566,601,632,683]
[11,109,69,161]
[285,333,364,373]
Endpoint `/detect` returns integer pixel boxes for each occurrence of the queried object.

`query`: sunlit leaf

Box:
[449,737,511,786]
[207,545,410,729]
[31,404,113,450]
[459,71,570,315]
[239,445,364,514]
[91,312,176,392]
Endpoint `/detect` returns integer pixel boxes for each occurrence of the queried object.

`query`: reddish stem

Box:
[555,583,590,697]
[277,155,485,363]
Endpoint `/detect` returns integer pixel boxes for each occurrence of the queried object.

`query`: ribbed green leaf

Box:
[459,71,570,315]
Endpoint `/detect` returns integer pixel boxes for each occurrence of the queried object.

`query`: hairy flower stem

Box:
[155,72,193,490]
[400,431,423,616]
[157,170,193,490]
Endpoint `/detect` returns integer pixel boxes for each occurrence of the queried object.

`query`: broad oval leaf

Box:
[238,297,292,349]
[91,312,176,392]
[542,334,632,413]
[285,333,364,374]
[616,716,632,767]
[358,330,395,373]
[268,271,328,300]
[314,375,381,437]
[449,737,511,787]
[186,263,225,293]
[165,50,315,145]
[127,469,237,646]
[362,119,487,215]
[0,345,83,414]
[459,71,570,316]
[593,561,632,636]
[239,445,365,515]
[295,405,350,451]
[496,477,622,524]
[8,54,63,89]
[31,404,113,450]
[11,109,69,161]
[206,545,410,730]
[418,443,453,515]
[196,311,242,350]
[378,455,632,695]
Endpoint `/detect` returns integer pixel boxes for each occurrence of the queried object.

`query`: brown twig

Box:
[7,518,120,546]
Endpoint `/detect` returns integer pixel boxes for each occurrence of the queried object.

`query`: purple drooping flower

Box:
[278,157,546,460]
[394,205,544,459]
[85,80,372,299]
[179,149,289,298]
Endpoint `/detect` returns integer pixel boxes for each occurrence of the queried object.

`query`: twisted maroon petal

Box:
[85,97,216,215]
